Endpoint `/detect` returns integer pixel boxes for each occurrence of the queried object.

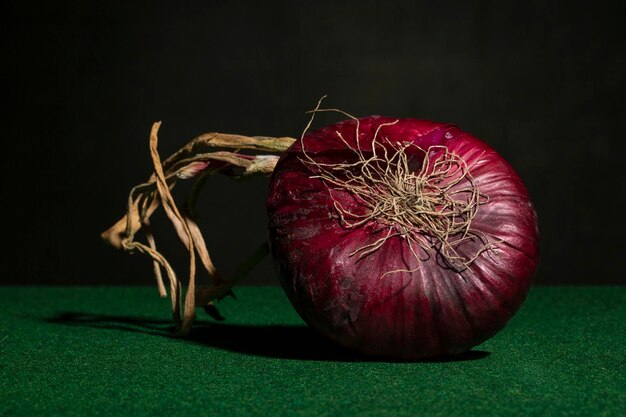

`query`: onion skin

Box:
[267,116,539,360]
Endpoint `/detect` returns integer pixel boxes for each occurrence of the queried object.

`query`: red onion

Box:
[103,111,539,360]
[267,116,539,360]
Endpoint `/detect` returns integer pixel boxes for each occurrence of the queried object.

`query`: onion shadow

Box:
[46,312,491,363]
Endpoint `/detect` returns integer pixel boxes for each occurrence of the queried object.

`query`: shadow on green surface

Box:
[47,312,491,363]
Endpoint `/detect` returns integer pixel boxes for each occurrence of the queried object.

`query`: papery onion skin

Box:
[267,116,539,360]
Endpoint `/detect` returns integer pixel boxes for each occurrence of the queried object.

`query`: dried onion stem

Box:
[101,124,295,336]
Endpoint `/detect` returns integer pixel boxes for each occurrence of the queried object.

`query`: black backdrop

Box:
[3,1,624,285]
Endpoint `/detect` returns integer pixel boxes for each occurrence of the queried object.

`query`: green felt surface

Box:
[0,286,624,417]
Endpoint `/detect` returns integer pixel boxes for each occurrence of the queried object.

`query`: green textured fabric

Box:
[1,286,624,417]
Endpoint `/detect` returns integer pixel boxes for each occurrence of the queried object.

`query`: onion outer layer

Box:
[267,116,539,360]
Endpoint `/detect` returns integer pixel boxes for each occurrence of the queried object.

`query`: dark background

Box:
[3,1,624,286]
